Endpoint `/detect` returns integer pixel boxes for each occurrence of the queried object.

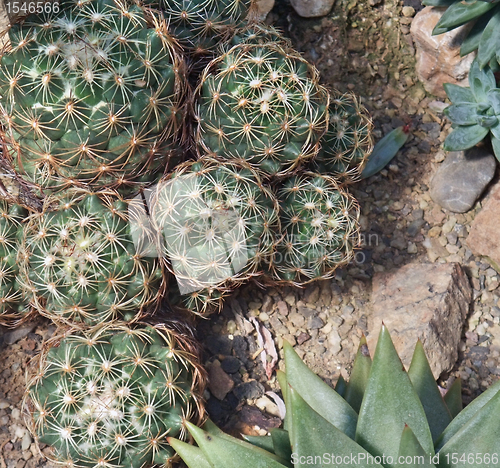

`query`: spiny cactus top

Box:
[19,190,164,325]
[313,91,373,184]
[271,173,360,285]
[151,158,279,315]
[0,201,30,326]
[25,323,206,468]
[0,0,185,195]
[195,42,329,177]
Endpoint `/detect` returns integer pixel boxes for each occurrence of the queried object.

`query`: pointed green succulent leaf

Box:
[443,83,475,104]
[242,434,276,454]
[477,6,500,68]
[460,7,497,55]
[203,419,225,436]
[433,1,497,34]
[443,124,489,151]
[477,114,498,127]
[166,437,214,468]
[183,421,291,468]
[437,389,500,467]
[398,426,436,468]
[469,60,497,101]
[277,369,291,432]
[487,89,500,114]
[289,385,383,468]
[335,375,348,397]
[435,377,500,450]
[344,335,372,414]
[408,341,452,443]
[283,341,358,439]
[444,103,481,125]
[491,134,500,162]
[490,121,500,140]
[270,428,292,462]
[355,326,434,468]
[443,378,462,420]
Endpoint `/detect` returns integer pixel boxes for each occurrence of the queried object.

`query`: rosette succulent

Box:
[25,323,206,468]
[0,0,185,195]
[19,190,164,325]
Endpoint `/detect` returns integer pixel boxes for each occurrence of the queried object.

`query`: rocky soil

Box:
[1,0,500,466]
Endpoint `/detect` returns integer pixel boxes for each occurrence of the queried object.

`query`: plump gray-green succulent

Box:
[25,323,206,468]
[270,173,360,285]
[170,326,500,468]
[0,0,185,195]
[443,60,500,160]
[195,42,329,177]
[424,0,500,70]
[0,201,30,326]
[19,190,164,325]
[151,158,279,315]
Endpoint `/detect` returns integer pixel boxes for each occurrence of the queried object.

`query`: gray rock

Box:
[430,148,496,213]
[208,362,234,401]
[3,322,36,345]
[290,0,334,17]
[252,0,275,21]
[368,263,472,378]
[233,380,265,400]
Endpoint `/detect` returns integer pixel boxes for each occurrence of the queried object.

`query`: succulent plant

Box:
[19,189,164,325]
[0,201,31,326]
[25,322,206,468]
[423,0,500,69]
[443,60,500,160]
[0,0,185,195]
[269,173,360,285]
[228,23,292,49]
[195,42,329,177]
[170,326,500,468]
[313,90,373,184]
[151,158,279,316]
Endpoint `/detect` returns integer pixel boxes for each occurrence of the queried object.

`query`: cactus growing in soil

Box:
[195,42,329,177]
[270,173,360,285]
[151,158,279,315]
[19,190,164,325]
[0,0,185,195]
[25,323,206,468]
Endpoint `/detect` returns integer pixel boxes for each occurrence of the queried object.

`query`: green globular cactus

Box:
[151,158,279,316]
[25,323,206,468]
[443,60,500,160]
[19,190,164,325]
[0,201,31,326]
[313,90,373,184]
[195,42,330,177]
[270,173,360,285]
[228,23,292,49]
[0,0,185,195]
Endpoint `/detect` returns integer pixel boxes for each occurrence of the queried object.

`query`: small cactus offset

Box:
[25,322,206,468]
[270,173,360,285]
[0,201,30,326]
[151,158,279,315]
[195,42,330,177]
[19,189,164,325]
[0,0,185,195]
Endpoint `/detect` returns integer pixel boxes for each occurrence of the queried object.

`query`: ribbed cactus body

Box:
[195,42,329,177]
[271,173,360,284]
[20,190,163,325]
[25,323,205,468]
[0,0,184,195]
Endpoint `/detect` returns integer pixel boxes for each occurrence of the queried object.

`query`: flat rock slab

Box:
[368,263,472,378]
[467,182,500,272]
[430,148,496,213]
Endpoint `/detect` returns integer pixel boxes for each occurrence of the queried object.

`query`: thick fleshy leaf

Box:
[344,335,372,413]
[435,377,500,450]
[166,437,214,468]
[477,6,500,68]
[203,419,225,436]
[398,426,436,468]
[488,89,500,114]
[283,341,358,439]
[271,428,292,461]
[490,121,500,140]
[444,103,481,125]
[461,8,496,55]
[433,1,497,34]
[469,60,497,101]
[242,434,276,453]
[408,341,452,442]
[335,375,347,397]
[184,421,291,468]
[443,83,475,104]
[355,326,434,468]
[491,134,500,162]
[289,386,383,468]
[443,124,489,151]
[443,378,462,420]
[437,389,500,467]
[276,369,290,432]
